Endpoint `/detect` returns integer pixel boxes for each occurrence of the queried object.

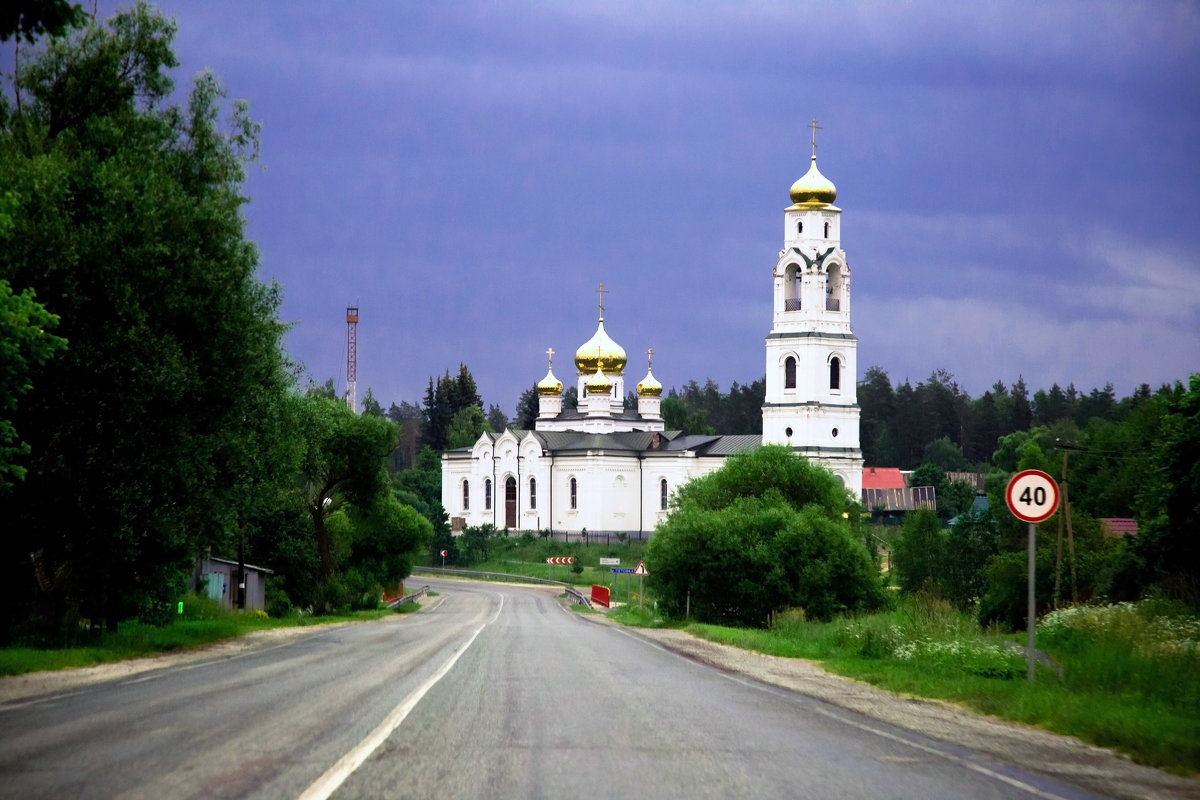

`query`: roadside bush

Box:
[647,446,883,626]
[264,576,293,618]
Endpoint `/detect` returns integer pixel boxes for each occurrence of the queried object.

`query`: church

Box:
[442,129,863,538]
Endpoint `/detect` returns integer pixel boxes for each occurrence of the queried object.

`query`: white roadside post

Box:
[1005,469,1061,682]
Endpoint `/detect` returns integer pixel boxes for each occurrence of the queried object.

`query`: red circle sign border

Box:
[1005,469,1061,523]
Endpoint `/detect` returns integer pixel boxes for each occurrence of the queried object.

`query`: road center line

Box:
[297,591,504,800]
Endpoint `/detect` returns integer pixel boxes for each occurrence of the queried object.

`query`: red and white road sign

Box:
[633,560,649,576]
[546,556,575,565]
[1005,469,1060,523]
[440,550,448,557]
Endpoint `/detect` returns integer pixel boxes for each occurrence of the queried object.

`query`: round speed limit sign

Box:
[1005,469,1060,523]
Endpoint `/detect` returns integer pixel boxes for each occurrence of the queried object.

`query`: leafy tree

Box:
[1,4,290,636]
[858,366,897,465]
[892,509,946,594]
[922,436,966,472]
[0,282,67,492]
[1,0,84,42]
[942,506,1000,609]
[386,400,423,471]
[292,391,398,580]
[646,446,883,625]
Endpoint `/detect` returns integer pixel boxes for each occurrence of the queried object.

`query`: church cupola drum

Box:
[762,120,863,494]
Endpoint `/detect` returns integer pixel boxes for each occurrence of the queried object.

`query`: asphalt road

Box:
[0,578,1109,799]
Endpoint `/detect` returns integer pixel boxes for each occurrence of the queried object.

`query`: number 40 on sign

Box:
[1005,469,1060,523]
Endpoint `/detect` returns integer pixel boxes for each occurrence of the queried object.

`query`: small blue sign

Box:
[611,567,635,574]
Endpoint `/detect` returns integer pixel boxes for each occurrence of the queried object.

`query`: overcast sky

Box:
[46,2,1200,414]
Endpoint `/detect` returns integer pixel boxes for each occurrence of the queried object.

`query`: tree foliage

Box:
[646,446,884,625]
[0,4,293,636]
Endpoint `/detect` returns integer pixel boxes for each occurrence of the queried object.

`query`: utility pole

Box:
[1053,440,1079,605]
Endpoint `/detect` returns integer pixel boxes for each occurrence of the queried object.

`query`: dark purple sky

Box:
[39,2,1200,414]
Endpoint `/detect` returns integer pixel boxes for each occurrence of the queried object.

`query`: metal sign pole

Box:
[1027,521,1036,682]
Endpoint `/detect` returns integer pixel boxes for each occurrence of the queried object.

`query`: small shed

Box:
[194,556,274,611]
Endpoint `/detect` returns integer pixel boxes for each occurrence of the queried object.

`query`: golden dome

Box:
[789,156,837,207]
[585,362,612,395]
[536,366,562,396]
[636,367,662,397]
[575,319,626,376]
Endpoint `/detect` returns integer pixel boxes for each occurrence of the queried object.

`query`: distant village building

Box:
[442,127,863,537]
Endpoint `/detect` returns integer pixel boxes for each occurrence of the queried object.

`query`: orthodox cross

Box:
[595,282,609,318]
[808,118,823,159]
[647,347,654,370]
[545,347,554,369]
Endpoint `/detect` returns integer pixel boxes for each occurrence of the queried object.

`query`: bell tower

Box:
[762,120,863,494]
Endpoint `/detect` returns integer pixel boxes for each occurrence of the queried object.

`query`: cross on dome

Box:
[808,118,823,159]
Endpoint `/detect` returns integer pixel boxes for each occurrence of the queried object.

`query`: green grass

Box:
[0,595,401,677]
[619,595,1200,775]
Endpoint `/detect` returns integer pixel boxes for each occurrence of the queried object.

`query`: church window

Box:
[824,221,830,237]
[570,477,578,510]
[830,356,841,390]
[832,427,839,438]
[484,478,492,510]
[462,480,470,511]
[529,477,537,510]
[785,427,793,438]
[797,221,803,234]
[660,479,668,510]
[785,356,796,389]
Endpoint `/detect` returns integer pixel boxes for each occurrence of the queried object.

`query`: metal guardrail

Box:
[411,566,593,609]
[386,585,429,609]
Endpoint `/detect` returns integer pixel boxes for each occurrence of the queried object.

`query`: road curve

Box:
[0,578,1148,799]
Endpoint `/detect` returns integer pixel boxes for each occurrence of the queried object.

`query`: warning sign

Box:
[633,560,649,576]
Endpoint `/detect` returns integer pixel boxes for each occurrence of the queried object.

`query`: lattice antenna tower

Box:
[346,305,358,413]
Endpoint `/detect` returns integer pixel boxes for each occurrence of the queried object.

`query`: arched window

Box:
[784,263,801,311]
[462,480,470,511]
[785,356,797,389]
[824,221,830,237]
[660,478,668,510]
[570,477,578,510]
[797,221,803,234]
[826,264,842,311]
[829,356,841,390]
[529,477,537,510]
[484,478,492,510]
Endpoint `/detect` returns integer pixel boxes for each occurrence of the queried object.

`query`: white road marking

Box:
[296,591,504,800]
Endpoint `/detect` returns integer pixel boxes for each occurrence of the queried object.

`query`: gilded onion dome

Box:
[536,366,563,396]
[637,366,662,397]
[574,318,626,376]
[585,362,613,395]
[789,156,837,207]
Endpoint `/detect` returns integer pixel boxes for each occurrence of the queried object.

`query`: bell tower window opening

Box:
[797,221,803,234]
[825,264,842,311]
[570,477,578,510]
[824,221,830,237]
[529,477,537,510]
[784,263,801,311]
[829,356,841,390]
[785,356,797,389]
